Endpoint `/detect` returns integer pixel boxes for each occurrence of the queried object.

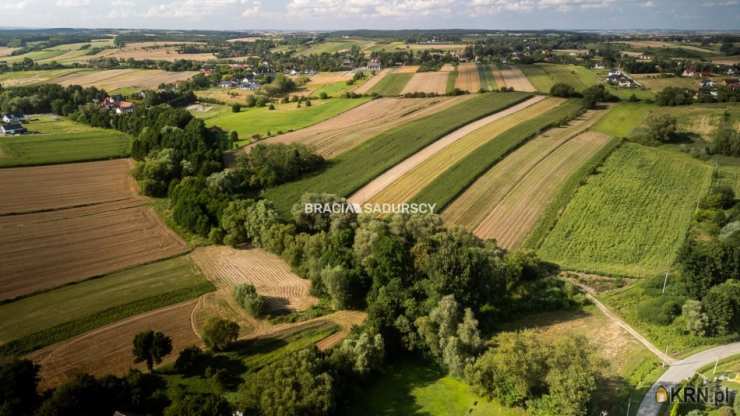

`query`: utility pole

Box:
[713,357,719,376]
[626,399,631,416]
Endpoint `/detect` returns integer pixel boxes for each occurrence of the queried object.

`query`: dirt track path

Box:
[348,95,547,205]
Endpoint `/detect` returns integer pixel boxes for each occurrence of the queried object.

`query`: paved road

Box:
[568,278,740,415]
[637,342,740,415]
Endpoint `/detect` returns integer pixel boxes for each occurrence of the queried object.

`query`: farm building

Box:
[368,58,382,71]
[606,70,640,88]
[0,122,27,135]
[2,113,25,123]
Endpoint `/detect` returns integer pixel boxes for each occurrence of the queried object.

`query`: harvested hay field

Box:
[354,68,393,94]
[443,109,609,234]
[401,71,450,95]
[360,96,561,205]
[54,69,197,91]
[440,64,456,72]
[248,96,472,158]
[454,63,481,92]
[30,300,200,389]
[396,65,420,73]
[0,68,94,87]
[493,65,537,92]
[0,201,188,300]
[473,132,612,248]
[0,47,17,57]
[94,41,216,62]
[307,71,353,85]
[0,159,137,215]
[712,55,740,65]
[192,246,317,311]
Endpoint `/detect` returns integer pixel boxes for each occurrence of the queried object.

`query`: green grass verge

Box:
[367,73,413,96]
[263,92,532,215]
[416,99,584,212]
[195,98,371,145]
[351,359,526,416]
[519,65,554,93]
[538,143,713,278]
[477,64,497,90]
[600,279,738,357]
[523,138,622,249]
[311,81,356,98]
[0,256,214,356]
[446,70,458,94]
[0,114,131,167]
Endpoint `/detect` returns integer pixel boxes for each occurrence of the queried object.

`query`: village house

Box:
[606,70,640,88]
[0,121,27,135]
[2,113,25,124]
[101,96,135,115]
[368,58,382,71]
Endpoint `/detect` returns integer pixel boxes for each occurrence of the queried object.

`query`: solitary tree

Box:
[203,319,240,352]
[132,331,173,372]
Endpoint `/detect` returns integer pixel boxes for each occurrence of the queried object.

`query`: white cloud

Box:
[56,0,91,6]
[641,1,655,7]
[145,0,241,18]
[107,0,137,19]
[469,0,617,15]
[701,0,738,6]
[241,0,262,17]
[286,0,456,18]
[1,0,31,10]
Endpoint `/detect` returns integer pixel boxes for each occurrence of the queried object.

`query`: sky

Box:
[0,0,738,31]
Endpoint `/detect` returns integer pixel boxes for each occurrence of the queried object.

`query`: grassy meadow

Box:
[413,99,584,211]
[519,64,599,93]
[0,256,214,355]
[351,360,525,416]
[193,97,371,145]
[591,103,653,138]
[0,114,131,167]
[367,73,414,96]
[264,92,532,215]
[538,143,713,278]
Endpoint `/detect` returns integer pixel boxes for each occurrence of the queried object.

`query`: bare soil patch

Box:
[29,300,200,389]
[0,159,138,215]
[0,47,17,57]
[307,71,354,85]
[244,95,472,159]
[396,65,420,73]
[191,246,317,312]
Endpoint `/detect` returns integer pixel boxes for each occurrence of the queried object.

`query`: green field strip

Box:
[537,143,713,278]
[412,99,585,211]
[264,92,533,215]
[477,64,497,90]
[0,256,215,355]
[367,73,414,96]
[523,137,622,249]
[446,70,459,94]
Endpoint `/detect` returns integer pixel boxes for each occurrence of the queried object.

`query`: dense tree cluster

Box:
[234,284,267,317]
[581,84,618,108]
[709,112,740,157]
[655,86,695,106]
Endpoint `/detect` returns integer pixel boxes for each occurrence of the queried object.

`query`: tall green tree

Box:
[132,331,172,372]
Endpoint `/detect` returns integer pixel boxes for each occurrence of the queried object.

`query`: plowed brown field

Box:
[401,71,449,95]
[0,159,187,300]
[244,96,472,158]
[396,65,420,73]
[191,246,317,311]
[455,63,481,92]
[29,300,200,389]
[0,159,138,215]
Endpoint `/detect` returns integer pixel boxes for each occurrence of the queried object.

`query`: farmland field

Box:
[248,96,472,158]
[591,103,653,138]
[191,246,317,311]
[356,96,555,205]
[367,72,414,96]
[264,92,532,215]
[0,159,188,300]
[442,108,611,245]
[0,114,131,167]
[0,40,113,64]
[454,62,481,92]
[538,143,713,278]
[0,158,138,215]
[492,65,537,92]
[0,68,95,87]
[53,68,197,92]
[477,64,497,90]
[410,100,585,211]
[92,41,216,62]
[194,97,371,144]
[354,68,393,94]
[401,71,449,95]
[195,87,254,105]
[519,64,599,92]
[0,256,213,355]
[29,300,201,389]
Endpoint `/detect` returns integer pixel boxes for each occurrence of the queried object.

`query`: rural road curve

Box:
[637,342,740,415]
[569,279,740,416]
[348,95,546,205]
